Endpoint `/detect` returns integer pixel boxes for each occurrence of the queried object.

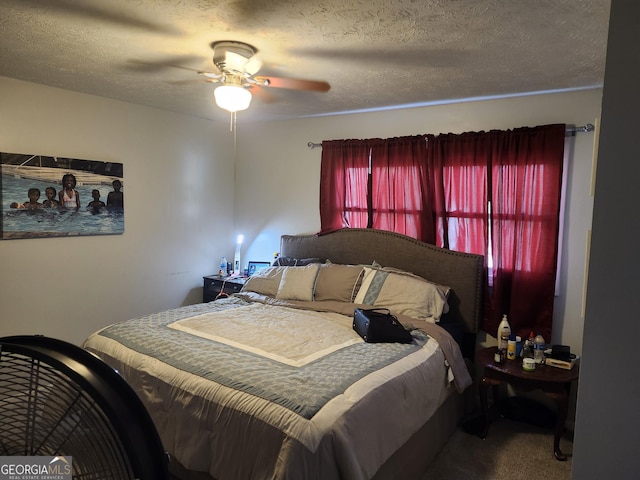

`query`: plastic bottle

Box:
[507,335,517,360]
[522,330,535,359]
[497,314,511,351]
[219,256,227,276]
[494,349,504,364]
[534,333,546,364]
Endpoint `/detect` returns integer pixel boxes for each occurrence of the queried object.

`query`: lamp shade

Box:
[214,85,252,112]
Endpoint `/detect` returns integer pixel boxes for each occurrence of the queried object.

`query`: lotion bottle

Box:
[497,314,511,351]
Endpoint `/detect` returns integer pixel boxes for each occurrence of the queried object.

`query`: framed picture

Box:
[1,152,124,240]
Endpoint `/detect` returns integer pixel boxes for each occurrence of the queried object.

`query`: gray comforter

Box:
[83,293,471,480]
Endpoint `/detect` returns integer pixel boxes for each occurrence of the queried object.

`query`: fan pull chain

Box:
[232,112,238,157]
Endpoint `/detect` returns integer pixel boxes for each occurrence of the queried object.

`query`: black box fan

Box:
[0,335,170,479]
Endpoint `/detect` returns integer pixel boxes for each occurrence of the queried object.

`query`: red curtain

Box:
[426,132,489,255]
[426,124,565,339]
[370,136,435,243]
[320,136,435,243]
[486,125,566,340]
[319,124,566,339]
[319,139,371,232]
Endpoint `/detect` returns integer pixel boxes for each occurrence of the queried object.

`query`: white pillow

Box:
[275,264,321,301]
[354,266,449,322]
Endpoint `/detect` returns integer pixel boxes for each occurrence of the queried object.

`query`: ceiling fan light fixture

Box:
[214,85,252,112]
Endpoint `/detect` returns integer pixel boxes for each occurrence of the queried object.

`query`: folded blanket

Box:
[236,292,472,393]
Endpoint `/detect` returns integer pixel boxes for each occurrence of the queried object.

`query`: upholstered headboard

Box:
[280,228,484,352]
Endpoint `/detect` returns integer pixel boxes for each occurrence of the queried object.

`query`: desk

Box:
[477,346,579,461]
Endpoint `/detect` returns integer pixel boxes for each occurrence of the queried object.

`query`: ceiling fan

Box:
[200,41,330,113]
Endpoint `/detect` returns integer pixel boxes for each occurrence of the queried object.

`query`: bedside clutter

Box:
[544,345,579,370]
[497,335,579,372]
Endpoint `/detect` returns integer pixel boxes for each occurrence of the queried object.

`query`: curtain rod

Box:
[307,124,595,149]
[566,123,595,135]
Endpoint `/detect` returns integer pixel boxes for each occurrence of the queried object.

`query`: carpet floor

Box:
[421,417,574,480]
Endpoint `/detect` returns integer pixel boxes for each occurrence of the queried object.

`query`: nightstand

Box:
[477,346,579,461]
[203,275,247,302]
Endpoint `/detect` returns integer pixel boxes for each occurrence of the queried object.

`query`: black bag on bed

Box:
[353,308,413,344]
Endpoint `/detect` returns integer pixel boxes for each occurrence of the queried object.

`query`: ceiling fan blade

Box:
[290,47,471,69]
[254,76,330,92]
[248,86,277,104]
[124,57,203,73]
[167,78,210,86]
[17,0,180,35]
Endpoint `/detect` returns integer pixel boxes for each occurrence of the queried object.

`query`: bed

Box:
[82,228,484,480]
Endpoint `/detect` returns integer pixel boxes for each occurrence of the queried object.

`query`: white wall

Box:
[573,0,640,476]
[236,89,602,353]
[0,77,235,345]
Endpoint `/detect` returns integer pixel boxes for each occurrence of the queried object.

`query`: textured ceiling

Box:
[0,0,611,123]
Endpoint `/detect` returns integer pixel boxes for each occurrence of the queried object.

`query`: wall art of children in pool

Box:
[1,152,124,240]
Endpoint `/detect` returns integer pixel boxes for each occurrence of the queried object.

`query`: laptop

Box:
[247,261,271,277]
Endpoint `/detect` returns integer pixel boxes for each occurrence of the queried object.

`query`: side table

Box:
[477,346,579,461]
[203,275,246,303]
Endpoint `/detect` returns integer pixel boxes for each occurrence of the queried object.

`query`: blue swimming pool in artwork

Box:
[1,174,124,238]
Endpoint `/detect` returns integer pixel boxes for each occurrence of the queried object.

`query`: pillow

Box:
[381,266,451,300]
[240,266,287,297]
[313,264,364,302]
[275,264,321,301]
[273,256,326,266]
[353,266,449,322]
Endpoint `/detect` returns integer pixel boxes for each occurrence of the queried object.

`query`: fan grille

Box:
[0,341,161,479]
[0,349,134,478]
